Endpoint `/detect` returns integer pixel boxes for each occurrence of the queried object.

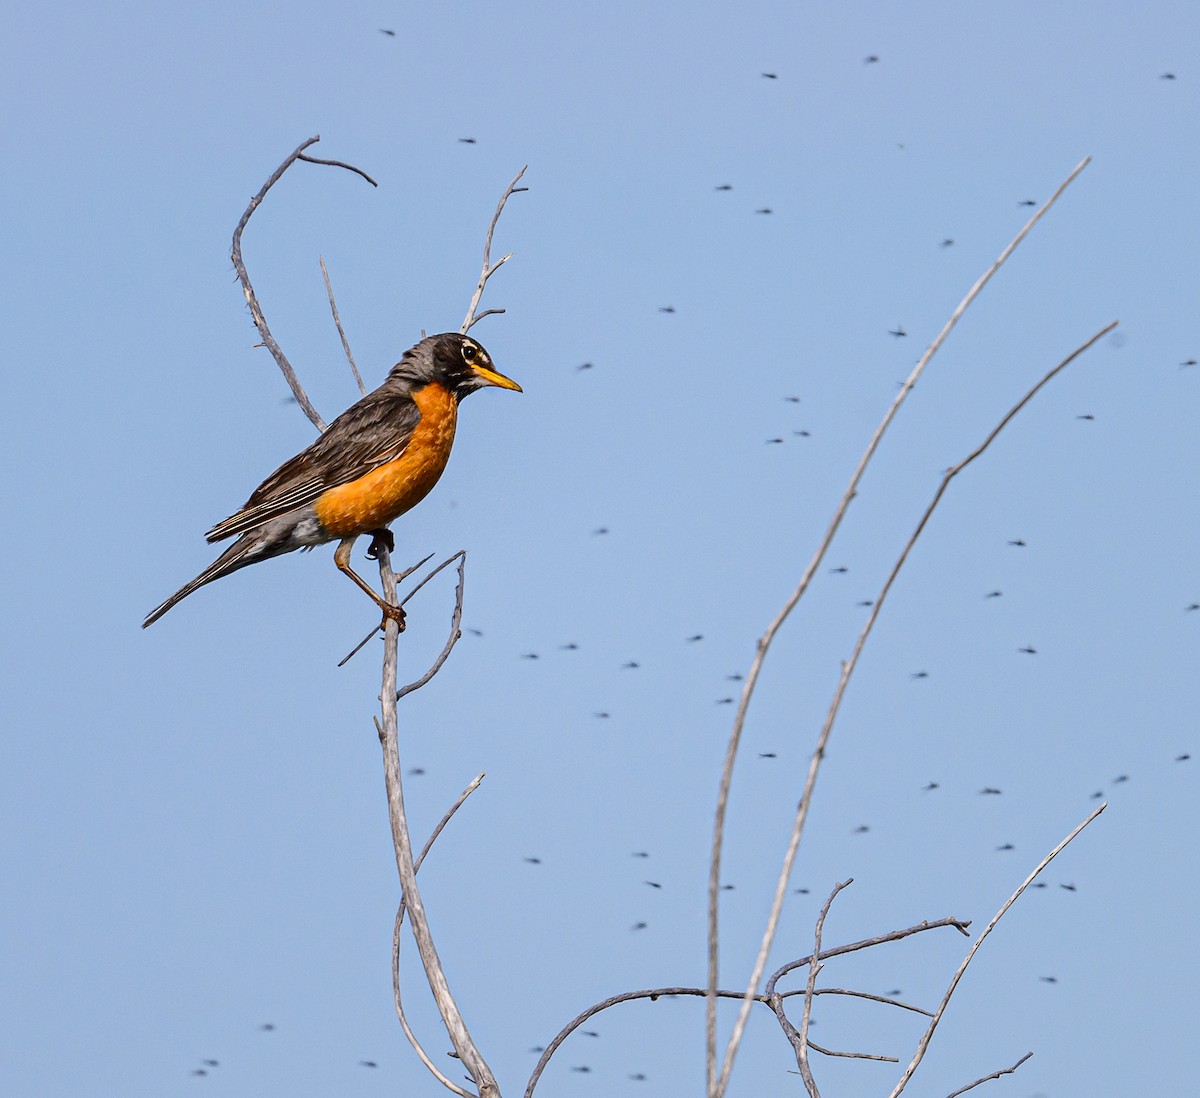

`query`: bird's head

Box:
[392,332,521,400]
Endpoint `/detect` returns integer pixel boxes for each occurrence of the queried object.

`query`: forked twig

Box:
[230,135,377,431]
[320,255,367,396]
[888,806,1105,1097]
[389,773,486,1097]
[527,915,968,1098]
[745,319,1118,1091]
[375,545,498,1098]
[461,167,528,333]
[705,155,1093,1097]
[398,552,467,699]
[796,881,852,1095]
[944,1052,1033,1098]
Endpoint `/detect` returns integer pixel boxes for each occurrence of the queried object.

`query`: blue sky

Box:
[3,1,1197,1095]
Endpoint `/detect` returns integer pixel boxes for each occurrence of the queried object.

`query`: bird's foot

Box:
[366,528,395,559]
[380,601,407,633]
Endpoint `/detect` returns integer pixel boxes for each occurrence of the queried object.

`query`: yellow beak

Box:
[473,363,522,392]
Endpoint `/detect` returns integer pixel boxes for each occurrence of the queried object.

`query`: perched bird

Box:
[143,334,520,628]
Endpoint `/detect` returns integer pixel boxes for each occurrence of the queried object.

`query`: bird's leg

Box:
[334,537,406,631]
[365,528,395,559]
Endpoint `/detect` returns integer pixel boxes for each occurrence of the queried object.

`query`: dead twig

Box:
[805,1040,898,1063]
[230,135,376,430]
[755,321,1118,1085]
[944,1052,1033,1098]
[388,773,486,1098]
[461,167,528,333]
[398,552,467,699]
[796,881,852,1096]
[706,155,1093,1098]
[764,917,970,996]
[888,806,1106,1097]
[320,255,367,396]
[527,915,966,1098]
[375,545,498,1098]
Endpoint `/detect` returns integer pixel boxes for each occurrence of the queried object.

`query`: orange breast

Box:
[313,382,458,538]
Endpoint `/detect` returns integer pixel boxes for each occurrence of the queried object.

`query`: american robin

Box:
[143,332,520,628]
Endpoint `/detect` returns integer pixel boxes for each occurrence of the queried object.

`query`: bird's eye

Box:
[461,343,478,363]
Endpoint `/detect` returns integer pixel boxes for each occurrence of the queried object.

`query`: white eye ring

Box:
[461,342,478,363]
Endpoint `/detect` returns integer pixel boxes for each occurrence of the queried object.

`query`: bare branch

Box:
[230,136,377,430]
[461,167,528,333]
[375,545,498,1098]
[794,881,852,1096]
[944,1052,1033,1098]
[765,917,971,998]
[398,552,467,699]
[706,155,1093,1097]
[805,1040,898,1063]
[297,151,379,186]
[888,806,1106,1098]
[319,255,367,396]
[390,773,487,1098]
[758,319,1120,1040]
[814,988,932,1018]
[528,908,955,1098]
